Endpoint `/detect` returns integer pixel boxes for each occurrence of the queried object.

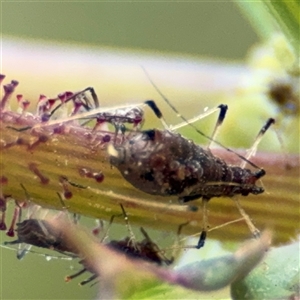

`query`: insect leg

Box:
[100,208,123,243]
[49,87,99,119]
[65,267,87,283]
[240,118,275,168]
[79,274,98,286]
[196,197,209,249]
[166,221,189,260]
[144,100,228,141]
[229,118,275,239]
[232,197,260,238]
[84,87,100,108]
[120,204,136,247]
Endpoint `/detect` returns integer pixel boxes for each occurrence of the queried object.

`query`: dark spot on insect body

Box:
[141,171,155,182]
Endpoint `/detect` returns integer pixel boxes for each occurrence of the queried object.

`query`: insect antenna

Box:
[99,208,123,243]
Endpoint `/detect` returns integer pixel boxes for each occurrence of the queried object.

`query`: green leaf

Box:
[231,240,300,299]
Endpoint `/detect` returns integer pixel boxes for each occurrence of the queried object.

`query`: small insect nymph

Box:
[4,218,74,255]
[41,87,146,134]
[66,204,174,285]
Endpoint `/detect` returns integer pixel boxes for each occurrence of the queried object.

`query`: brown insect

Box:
[4,218,75,258]
[108,71,275,249]
[66,204,174,285]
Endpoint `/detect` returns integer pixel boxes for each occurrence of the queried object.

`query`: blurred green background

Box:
[1,2,261,300]
[2,1,257,59]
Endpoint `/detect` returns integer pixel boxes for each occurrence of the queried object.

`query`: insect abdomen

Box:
[110,129,264,200]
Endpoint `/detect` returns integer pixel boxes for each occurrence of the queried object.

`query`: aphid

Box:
[106,204,174,266]
[2,184,70,259]
[66,204,174,285]
[20,86,146,134]
[4,218,75,255]
[66,211,245,287]
[3,210,67,259]
[108,71,275,249]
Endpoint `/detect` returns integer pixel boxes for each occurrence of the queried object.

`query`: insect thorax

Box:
[110,129,264,200]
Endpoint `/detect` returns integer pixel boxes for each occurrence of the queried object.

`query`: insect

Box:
[47,87,148,135]
[2,183,74,259]
[108,70,275,249]
[65,204,175,285]
[8,84,150,135]
[4,218,75,255]
[3,203,73,259]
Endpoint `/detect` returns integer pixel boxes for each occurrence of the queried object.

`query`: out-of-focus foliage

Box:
[231,241,300,300]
